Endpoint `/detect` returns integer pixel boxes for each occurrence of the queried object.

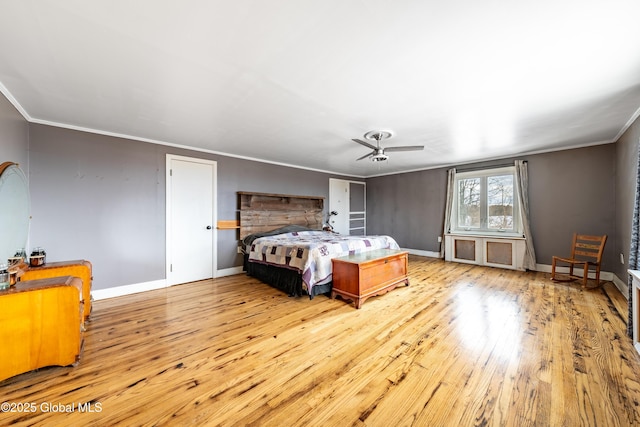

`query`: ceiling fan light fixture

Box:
[371,153,388,162]
[352,129,422,162]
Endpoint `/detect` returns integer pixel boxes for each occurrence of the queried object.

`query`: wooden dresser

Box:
[0,276,84,382]
[20,260,93,320]
[331,249,409,308]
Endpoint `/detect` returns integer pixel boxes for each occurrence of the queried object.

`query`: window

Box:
[452,166,521,235]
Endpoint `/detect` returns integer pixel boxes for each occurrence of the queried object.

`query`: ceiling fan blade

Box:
[384,145,425,152]
[356,151,374,161]
[352,138,377,150]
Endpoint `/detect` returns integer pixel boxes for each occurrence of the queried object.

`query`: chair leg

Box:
[551,258,578,283]
[582,264,588,288]
[569,263,574,279]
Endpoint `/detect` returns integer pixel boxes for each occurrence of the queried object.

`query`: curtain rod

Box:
[455,160,526,173]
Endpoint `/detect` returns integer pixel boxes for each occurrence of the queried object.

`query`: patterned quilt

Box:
[248,230,400,294]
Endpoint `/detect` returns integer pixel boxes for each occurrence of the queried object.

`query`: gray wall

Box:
[3,88,638,289]
[616,117,640,281]
[367,168,446,252]
[366,144,618,272]
[29,125,166,290]
[0,93,29,171]
[527,145,615,269]
[28,123,360,290]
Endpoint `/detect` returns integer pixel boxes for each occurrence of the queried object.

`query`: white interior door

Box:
[166,155,217,285]
[329,178,350,235]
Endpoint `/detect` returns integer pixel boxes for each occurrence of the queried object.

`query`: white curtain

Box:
[515,160,537,270]
[440,168,456,258]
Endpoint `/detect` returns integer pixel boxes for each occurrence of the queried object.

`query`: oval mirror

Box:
[0,162,30,265]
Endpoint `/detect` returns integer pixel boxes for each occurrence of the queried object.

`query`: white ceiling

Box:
[1,1,640,177]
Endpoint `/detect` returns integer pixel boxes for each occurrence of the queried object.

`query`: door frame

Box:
[348,181,366,235]
[166,154,218,285]
[329,178,366,235]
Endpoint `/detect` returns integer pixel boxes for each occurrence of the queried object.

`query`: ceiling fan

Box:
[352,130,424,162]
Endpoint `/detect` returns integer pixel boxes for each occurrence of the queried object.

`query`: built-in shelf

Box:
[217,220,240,230]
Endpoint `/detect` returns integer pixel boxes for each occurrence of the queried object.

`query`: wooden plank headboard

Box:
[238,191,324,239]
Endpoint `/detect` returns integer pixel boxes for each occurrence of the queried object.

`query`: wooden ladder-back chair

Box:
[551,233,607,288]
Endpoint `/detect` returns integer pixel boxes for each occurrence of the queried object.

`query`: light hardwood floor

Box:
[2,256,639,426]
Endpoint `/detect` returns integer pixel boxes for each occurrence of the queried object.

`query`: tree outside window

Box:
[453,168,518,234]
[487,175,513,230]
[457,177,480,228]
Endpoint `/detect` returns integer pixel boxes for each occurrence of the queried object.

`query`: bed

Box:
[243,225,400,298]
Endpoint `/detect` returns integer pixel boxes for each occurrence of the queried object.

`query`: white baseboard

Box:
[535,263,614,281]
[403,248,441,258]
[612,274,629,299]
[217,266,244,277]
[92,267,246,301]
[92,279,167,301]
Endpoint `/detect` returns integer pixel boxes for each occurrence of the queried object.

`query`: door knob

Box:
[206,225,212,229]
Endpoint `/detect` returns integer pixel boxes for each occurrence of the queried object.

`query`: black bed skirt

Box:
[245,261,331,299]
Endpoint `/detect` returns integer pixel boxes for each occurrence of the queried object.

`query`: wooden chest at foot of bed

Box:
[331,249,409,309]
